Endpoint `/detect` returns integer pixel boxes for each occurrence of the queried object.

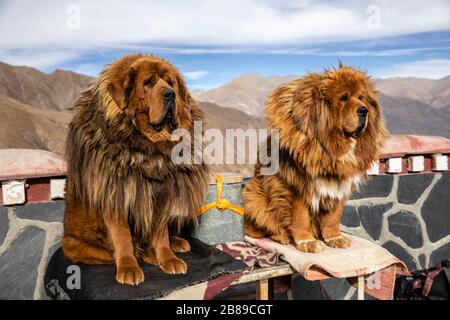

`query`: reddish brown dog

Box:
[62,54,209,285]
[244,64,388,253]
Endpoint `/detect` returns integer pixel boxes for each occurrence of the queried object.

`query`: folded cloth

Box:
[44,237,246,300]
[215,241,281,268]
[246,234,409,300]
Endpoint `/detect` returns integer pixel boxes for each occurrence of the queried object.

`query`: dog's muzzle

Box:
[355,106,368,134]
[154,89,178,132]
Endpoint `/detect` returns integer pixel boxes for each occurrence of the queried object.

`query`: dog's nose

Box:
[163,89,175,101]
[357,106,368,117]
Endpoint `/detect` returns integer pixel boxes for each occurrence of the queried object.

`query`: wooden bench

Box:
[230,263,366,300]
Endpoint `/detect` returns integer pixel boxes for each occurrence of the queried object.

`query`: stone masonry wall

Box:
[1,173,449,299]
[0,201,63,299]
[342,172,450,271]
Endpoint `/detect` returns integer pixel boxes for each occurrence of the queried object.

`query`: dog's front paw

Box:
[324,234,352,249]
[295,239,326,253]
[159,257,188,275]
[116,258,144,285]
[170,236,191,253]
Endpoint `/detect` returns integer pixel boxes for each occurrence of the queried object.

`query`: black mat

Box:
[44,237,246,300]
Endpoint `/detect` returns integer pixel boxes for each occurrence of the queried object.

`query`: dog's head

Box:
[105,54,192,142]
[267,63,388,174]
[319,64,380,139]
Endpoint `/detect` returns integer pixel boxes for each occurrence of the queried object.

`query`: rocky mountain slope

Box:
[0,62,94,110]
[0,94,71,153]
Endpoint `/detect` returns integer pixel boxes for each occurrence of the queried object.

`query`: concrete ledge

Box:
[381,135,450,158]
[0,149,66,181]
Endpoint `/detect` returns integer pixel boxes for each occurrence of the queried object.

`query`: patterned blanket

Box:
[161,241,280,299]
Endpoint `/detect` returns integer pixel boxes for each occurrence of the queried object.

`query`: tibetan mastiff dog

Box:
[243,64,388,253]
[62,54,209,285]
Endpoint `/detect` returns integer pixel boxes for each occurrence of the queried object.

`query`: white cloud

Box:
[374,59,450,79]
[0,49,80,69]
[183,70,209,80]
[0,0,449,78]
[255,46,450,57]
[315,47,450,57]
[0,0,449,49]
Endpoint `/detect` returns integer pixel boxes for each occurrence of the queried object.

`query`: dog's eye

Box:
[144,77,156,87]
[167,79,174,87]
[359,94,365,100]
[340,93,348,102]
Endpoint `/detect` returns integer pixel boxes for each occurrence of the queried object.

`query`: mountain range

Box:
[0,61,449,175]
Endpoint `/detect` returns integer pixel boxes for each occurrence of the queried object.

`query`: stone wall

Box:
[342,172,450,271]
[1,173,449,299]
[0,201,63,299]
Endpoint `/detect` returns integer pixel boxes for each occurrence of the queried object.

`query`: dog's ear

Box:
[367,86,381,114]
[109,67,137,110]
[176,73,190,106]
[292,76,331,142]
[367,85,389,144]
[309,86,332,143]
[175,73,193,124]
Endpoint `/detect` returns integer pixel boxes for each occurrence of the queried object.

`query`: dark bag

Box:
[394,260,450,300]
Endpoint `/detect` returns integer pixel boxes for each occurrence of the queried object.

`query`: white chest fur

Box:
[310,175,362,212]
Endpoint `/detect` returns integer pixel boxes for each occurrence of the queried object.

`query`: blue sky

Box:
[1,0,449,90]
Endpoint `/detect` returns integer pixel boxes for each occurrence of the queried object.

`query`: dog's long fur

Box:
[62,54,209,284]
[243,64,388,253]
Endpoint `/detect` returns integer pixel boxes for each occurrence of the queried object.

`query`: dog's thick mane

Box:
[266,68,388,179]
[65,56,209,239]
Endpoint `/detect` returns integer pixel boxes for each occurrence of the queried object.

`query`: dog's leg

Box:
[104,216,144,285]
[62,235,114,264]
[152,226,188,274]
[139,236,189,264]
[290,198,326,253]
[243,177,291,244]
[139,248,158,265]
[62,201,115,264]
[243,219,266,239]
[321,201,351,249]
